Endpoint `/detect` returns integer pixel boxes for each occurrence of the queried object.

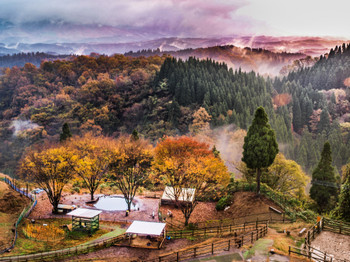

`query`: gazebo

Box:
[123,221,166,249]
[67,208,102,233]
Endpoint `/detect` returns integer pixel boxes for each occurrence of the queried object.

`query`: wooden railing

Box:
[289,218,350,262]
[144,225,268,262]
[0,177,37,254]
[0,234,125,262]
[167,220,268,239]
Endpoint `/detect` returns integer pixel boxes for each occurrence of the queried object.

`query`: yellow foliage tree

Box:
[266,153,309,200]
[68,134,113,201]
[109,135,153,211]
[20,144,75,213]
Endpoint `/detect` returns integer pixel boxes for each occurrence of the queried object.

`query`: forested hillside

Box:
[274,43,350,174]
[1,43,350,177]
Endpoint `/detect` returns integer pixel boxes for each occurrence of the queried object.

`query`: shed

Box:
[57,204,76,214]
[67,208,102,233]
[161,186,196,205]
[123,221,166,249]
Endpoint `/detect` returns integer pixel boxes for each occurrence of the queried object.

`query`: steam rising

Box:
[195,125,246,177]
[10,120,40,136]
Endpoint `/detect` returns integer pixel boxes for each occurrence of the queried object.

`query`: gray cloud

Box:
[0,0,259,43]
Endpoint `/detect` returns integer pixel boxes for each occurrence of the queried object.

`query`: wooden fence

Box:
[0,177,37,254]
[323,218,350,235]
[0,221,267,261]
[166,211,290,231]
[167,220,268,239]
[144,225,268,262]
[289,246,344,262]
[0,234,125,262]
[289,218,350,262]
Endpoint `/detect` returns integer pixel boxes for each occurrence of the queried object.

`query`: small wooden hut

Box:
[67,208,102,233]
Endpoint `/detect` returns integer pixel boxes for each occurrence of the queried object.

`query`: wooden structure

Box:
[57,204,76,214]
[67,208,102,233]
[161,186,195,205]
[122,221,166,249]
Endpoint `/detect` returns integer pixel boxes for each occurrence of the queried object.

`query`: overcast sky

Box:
[0,0,349,43]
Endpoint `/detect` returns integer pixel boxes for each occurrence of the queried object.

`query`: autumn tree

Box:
[152,136,230,225]
[264,153,309,200]
[190,107,211,134]
[310,141,338,212]
[20,144,75,213]
[68,134,112,201]
[242,107,279,194]
[109,135,153,211]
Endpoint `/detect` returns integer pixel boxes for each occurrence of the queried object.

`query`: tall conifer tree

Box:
[242,107,279,194]
[310,141,338,212]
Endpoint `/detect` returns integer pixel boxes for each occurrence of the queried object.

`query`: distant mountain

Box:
[126,45,308,75]
[0,36,347,57]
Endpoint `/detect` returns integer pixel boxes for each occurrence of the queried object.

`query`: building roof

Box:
[67,208,102,219]
[161,186,196,202]
[126,221,166,236]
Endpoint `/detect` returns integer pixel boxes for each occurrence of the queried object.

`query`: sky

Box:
[0,0,349,43]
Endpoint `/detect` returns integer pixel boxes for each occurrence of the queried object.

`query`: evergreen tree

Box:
[317,109,331,135]
[310,142,338,212]
[242,107,279,194]
[131,129,139,141]
[60,123,72,142]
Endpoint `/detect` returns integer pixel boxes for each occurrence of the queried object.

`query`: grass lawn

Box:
[1,218,125,257]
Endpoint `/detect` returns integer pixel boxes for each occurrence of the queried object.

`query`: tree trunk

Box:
[90,190,94,201]
[256,168,261,195]
[184,215,190,226]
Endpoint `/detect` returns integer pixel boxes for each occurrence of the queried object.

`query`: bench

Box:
[269,206,282,214]
[299,228,307,236]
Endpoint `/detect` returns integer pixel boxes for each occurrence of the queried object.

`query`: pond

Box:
[94,196,139,211]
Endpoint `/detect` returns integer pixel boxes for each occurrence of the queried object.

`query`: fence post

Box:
[177,252,179,262]
[194,247,197,258]
[288,246,291,255]
[251,231,253,243]
[228,240,230,251]
[212,243,214,254]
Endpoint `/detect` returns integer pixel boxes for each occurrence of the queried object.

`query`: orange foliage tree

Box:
[109,135,153,211]
[152,136,230,225]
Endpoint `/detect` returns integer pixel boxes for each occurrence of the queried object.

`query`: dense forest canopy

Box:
[0,43,350,177]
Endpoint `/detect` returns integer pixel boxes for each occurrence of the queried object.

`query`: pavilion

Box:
[122,220,167,249]
[67,208,102,233]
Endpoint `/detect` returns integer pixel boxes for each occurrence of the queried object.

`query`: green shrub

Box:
[216,195,233,211]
